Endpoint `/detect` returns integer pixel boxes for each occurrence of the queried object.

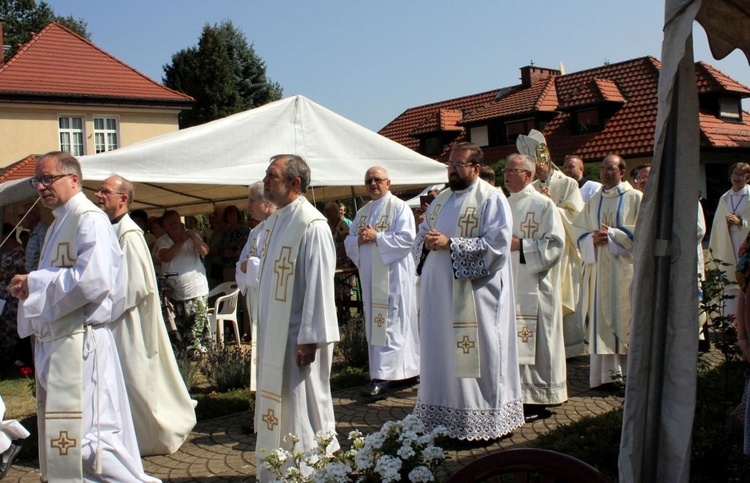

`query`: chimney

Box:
[520,65,561,88]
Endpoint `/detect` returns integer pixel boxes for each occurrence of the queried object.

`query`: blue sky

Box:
[46,0,748,132]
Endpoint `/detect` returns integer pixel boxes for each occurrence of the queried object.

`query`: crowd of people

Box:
[0,137,743,480]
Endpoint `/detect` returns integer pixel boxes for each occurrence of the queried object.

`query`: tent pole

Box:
[641,74,680,482]
[351,186,359,212]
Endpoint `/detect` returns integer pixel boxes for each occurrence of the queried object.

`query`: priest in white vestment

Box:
[572,155,642,388]
[9,152,158,482]
[708,162,750,323]
[504,154,567,408]
[235,181,276,429]
[255,155,340,477]
[344,166,420,399]
[518,131,586,358]
[413,142,524,440]
[96,175,196,456]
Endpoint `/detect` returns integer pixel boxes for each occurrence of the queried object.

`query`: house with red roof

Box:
[379,57,750,207]
[0,22,192,173]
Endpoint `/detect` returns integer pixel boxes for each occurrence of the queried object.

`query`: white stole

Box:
[255,202,323,453]
[429,181,494,378]
[353,196,398,346]
[37,203,98,481]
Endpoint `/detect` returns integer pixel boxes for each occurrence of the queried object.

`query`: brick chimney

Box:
[520,65,560,88]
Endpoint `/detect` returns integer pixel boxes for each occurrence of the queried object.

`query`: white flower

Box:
[401,414,425,433]
[375,454,403,482]
[421,445,445,464]
[312,460,352,482]
[354,445,375,470]
[408,465,435,483]
[364,430,386,450]
[397,444,416,460]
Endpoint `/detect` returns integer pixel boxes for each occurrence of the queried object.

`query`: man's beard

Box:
[449,176,472,191]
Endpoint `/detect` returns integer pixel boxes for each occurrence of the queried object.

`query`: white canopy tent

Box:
[0,95,447,214]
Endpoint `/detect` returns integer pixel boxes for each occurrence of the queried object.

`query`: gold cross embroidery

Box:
[52,242,76,268]
[260,229,271,259]
[458,208,479,237]
[50,430,77,456]
[428,203,442,228]
[457,335,476,354]
[375,214,390,232]
[273,246,294,302]
[357,216,367,230]
[374,313,386,327]
[518,326,533,342]
[521,213,540,239]
[262,408,279,430]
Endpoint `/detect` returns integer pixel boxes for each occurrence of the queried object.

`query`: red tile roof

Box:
[699,111,750,147]
[0,155,37,183]
[544,56,662,161]
[378,90,500,151]
[411,108,463,136]
[0,23,192,105]
[695,61,750,95]
[462,77,558,123]
[380,56,750,166]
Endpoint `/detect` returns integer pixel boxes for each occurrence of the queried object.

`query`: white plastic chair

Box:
[207,282,241,348]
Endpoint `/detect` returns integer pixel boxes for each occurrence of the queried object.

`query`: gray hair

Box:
[507,153,536,173]
[41,151,83,179]
[271,154,311,194]
[248,181,264,199]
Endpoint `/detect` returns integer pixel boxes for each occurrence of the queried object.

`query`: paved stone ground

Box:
[3,354,631,482]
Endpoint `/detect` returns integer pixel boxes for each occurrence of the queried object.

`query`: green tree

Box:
[1,0,89,60]
[163,20,282,128]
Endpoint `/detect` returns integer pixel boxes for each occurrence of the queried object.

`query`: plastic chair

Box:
[447,448,609,483]
[207,282,241,348]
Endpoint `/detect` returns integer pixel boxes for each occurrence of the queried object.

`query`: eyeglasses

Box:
[29,173,73,189]
[444,162,476,170]
[95,188,125,196]
[502,168,528,175]
[365,177,388,185]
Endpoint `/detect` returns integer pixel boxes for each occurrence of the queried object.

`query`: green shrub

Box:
[203,346,252,392]
[331,365,369,391]
[177,357,202,392]
[335,313,369,369]
[193,388,253,420]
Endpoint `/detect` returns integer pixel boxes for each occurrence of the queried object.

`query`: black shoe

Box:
[0,442,22,479]
[361,381,389,399]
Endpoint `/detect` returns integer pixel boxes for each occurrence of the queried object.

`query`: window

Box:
[574,108,601,134]
[470,125,489,147]
[94,117,119,153]
[58,116,84,155]
[719,97,741,121]
[505,120,530,144]
[421,136,444,156]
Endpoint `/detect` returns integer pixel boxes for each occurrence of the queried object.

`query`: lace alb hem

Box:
[413,399,524,440]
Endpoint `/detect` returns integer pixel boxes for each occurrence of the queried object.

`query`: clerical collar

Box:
[578,177,590,188]
[731,186,748,196]
[370,192,390,207]
[111,213,127,225]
